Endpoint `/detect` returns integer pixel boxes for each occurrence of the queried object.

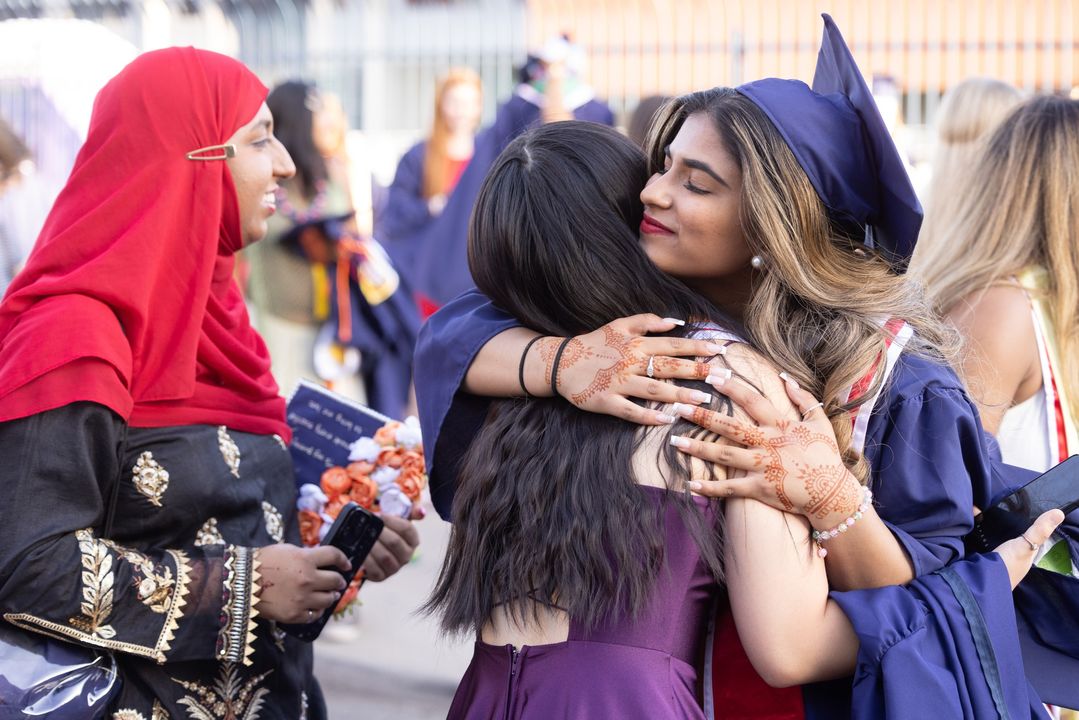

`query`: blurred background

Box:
[0,1,1077,717]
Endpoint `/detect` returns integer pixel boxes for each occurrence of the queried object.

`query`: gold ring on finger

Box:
[801,401,824,420]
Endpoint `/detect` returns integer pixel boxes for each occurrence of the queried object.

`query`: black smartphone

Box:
[966,455,1079,554]
[280,502,384,641]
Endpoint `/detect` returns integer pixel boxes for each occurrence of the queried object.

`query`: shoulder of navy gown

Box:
[821,553,1045,720]
[411,94,616,307]
[411,95,543,306]
[572,97,615,125]
[376,140,429,275]
[861,351,987,576]
[414,289,518,519]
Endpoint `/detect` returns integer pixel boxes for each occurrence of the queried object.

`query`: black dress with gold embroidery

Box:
[0,402,320,720]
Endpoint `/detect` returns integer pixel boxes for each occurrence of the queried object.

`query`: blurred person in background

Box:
[0,116,30,293]
[912,95,1078,470]
[0,47,419,720]
[911,97,1079,717]
[247,80,418,418]
[917,78,1022,252]
[379,68,482,306]
[404,36,616,314]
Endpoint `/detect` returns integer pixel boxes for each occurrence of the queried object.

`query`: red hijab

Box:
[0,47,291,440]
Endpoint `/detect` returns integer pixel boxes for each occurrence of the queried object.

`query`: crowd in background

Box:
[0,17,1078,719]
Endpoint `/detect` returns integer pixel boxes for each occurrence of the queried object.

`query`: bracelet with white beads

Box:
[811,486,873,558]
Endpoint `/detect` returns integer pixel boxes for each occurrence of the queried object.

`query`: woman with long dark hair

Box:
[423,120,1061,719]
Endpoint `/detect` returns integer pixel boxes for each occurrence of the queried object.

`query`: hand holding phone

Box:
[280,503,384,641]
[966,455,1079,554]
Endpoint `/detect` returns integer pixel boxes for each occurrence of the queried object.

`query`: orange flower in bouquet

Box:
[334,571,365,615]
[377,446,405,469]
[349,471,378,510]
[320,466,351,497]
[346,460,376,478]
[373,422,401,447]
[298,509,323,547]
[323,494,351,520]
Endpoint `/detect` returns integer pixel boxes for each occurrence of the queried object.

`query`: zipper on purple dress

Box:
[504,645,520,720]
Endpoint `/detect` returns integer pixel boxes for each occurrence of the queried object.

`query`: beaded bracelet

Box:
[811,486,873,558]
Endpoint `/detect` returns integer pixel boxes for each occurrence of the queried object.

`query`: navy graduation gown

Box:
[410,94,614,308]
[377,141,429,289]
[831,553,1046,719]
[412,290,1079,714]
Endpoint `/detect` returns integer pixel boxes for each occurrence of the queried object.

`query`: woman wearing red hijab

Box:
[0,48,416,718]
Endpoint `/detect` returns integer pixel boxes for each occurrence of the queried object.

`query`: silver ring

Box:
[646,356,656,379]
[307,609,315,622]
[801,401,824,420]
[1020,532,1040,553]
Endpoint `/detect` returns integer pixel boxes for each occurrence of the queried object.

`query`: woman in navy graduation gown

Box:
[413,15,1077,719]
[398,42,614,312]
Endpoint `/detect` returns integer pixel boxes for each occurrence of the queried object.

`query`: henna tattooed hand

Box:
[536,314,727,425]
[667,362,864,528]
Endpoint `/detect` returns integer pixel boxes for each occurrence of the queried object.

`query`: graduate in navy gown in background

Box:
[378,68,483,311]
[400,37,614,312]
[413,14,1079,719]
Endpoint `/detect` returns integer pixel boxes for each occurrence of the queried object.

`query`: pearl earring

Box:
[750,255,765,270]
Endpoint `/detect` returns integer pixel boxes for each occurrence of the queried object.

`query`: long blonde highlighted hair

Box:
[917,78,1022,255]
[422,68,482,200]
[650,88,956,481]
[912,95,1079,424]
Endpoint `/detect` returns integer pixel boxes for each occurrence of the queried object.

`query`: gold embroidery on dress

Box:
[174,663,271,720]
[218,426,241,478]
[100,540,175,614]
[113,711,146,720]
[195,518,225,547]
[261,502,284,544]
[152,700,170,720]
[69,528,116,639]
[132,451,170,507]
[217,547,261,667]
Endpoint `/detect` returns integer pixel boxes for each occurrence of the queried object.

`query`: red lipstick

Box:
[640,214,674,235]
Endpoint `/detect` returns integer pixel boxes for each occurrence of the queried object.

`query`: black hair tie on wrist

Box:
[518,335,546,398]
[550,337,574,399]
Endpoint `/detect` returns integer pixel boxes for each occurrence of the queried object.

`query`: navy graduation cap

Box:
[737,14,921,271]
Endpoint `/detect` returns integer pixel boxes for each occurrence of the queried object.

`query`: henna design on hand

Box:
[789,424,839,452]
[569,325,642,406]
[799,464,860,519]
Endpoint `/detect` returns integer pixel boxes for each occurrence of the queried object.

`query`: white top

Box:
[997,292,1058,474]
[998,389,1053,473]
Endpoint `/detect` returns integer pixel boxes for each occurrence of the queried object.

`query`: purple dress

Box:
[447,486,719,720]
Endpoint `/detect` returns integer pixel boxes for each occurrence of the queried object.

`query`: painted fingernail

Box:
[414,506,426,520]
[704,343,726,355]
[670,402,694,418]
[656,412,677,424]
[689,481,703,492]
[779,372,800,388]
[690,390,712,404]
[662,317,687,326]
[706,368,732,386]
[670,434,691,448]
